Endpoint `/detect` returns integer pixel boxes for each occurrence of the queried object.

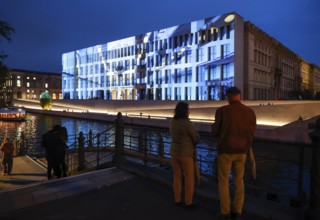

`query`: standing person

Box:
[1,137,15,175]
[169,101,200,210]
[42,125,64,179]
[211,87,256,220]
[58,126,68,177]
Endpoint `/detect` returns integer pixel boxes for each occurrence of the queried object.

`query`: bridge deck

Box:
[0,156,304,219]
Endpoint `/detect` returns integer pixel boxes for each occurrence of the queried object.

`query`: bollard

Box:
[88,129,93,151]
[305,118,320,220]
[19,132,25,155]
[13,138,18,157]
[113,112,124,164]
[77,131,86,171]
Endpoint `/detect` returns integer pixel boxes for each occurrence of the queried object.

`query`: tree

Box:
[0,20,14,106]
[0,20,15,65]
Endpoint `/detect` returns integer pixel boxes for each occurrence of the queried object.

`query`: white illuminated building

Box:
[62,12,242,101]
[62,12,320,101]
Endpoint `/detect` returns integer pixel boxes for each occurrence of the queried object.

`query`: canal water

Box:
[0,112,110,147]
[0,112,310,202]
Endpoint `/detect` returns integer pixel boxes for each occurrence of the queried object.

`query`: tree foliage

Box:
[0,20,15,65]
[0,20,15,88]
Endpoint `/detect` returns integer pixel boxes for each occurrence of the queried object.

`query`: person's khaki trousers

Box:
[218,153,246,215]
[171,156,194,205]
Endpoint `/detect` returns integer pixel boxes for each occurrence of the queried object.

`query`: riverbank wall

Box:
[13,99,320,144]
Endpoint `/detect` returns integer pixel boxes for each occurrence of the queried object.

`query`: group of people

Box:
[169,87,256,220]
[42,124,68,180]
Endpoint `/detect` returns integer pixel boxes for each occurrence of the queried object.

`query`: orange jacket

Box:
[212,101,256,154]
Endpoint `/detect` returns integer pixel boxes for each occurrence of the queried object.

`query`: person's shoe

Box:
[231,212,242,220]
[185,204,196,211]
[175,202,182,207]
[220,213,232,220]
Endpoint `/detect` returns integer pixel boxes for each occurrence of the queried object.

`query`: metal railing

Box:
[17,120,313,209]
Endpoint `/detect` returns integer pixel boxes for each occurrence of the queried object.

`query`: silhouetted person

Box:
[1,137,14,175]
[59,126,68,177]
[211,87,256,220]
[42,125,67,179]
[169,102,200,210]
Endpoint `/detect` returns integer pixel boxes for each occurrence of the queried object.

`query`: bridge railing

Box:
[17,116,313,210]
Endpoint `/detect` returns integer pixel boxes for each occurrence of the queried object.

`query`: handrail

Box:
[17,122,311,208]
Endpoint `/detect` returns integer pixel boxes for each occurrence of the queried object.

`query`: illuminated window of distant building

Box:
[45,83,48,88]
[17,79,21,87]
[33,77,36,80]
[27,89,30,93]
[27,82,30,87]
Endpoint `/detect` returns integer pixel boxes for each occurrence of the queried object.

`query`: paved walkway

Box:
[0,156,305,219]
[0,156,47,191]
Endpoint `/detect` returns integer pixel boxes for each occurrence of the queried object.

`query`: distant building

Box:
[1,69,62,105]
[61,12,320,101]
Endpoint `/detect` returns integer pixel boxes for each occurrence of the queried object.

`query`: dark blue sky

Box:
[1,0,319,73]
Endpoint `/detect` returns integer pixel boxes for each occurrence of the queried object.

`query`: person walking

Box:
[1,137,15,175]
[169,101,200,210]
[211,87,256,220]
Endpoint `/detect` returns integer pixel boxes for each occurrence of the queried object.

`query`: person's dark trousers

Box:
[2,153,13,174]
[46,155,54,179]
[59,151,67,177]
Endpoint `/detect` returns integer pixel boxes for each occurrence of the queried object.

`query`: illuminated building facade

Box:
[62,12,320,100]
[2,69,62,105]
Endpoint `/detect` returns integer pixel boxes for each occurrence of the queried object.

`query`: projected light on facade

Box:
[62,13,239,101]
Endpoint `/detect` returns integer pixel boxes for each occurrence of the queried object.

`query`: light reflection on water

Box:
[0,113,110,145]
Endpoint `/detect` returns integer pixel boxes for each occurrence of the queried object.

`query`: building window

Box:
[186,68,192,83]
[198,48,204,62]
[220,26,225,40]
[45,83,48,88]
[226,24,231,39]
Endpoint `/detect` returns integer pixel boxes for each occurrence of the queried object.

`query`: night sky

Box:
[1,0,319,73]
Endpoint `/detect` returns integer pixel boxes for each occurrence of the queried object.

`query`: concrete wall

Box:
[14,99,320,127]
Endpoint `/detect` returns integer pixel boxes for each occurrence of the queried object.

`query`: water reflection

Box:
[0,113,109,145]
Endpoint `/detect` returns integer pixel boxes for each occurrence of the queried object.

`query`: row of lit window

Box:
[68,44,230,77]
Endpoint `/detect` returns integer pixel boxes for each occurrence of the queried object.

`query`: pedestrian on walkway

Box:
[169,101,200,210]
[211,87,256,220]
[1,137,15,175]
[42,125,68,179]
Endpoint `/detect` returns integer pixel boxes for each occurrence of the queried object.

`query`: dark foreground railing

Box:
[16,114,320,219]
